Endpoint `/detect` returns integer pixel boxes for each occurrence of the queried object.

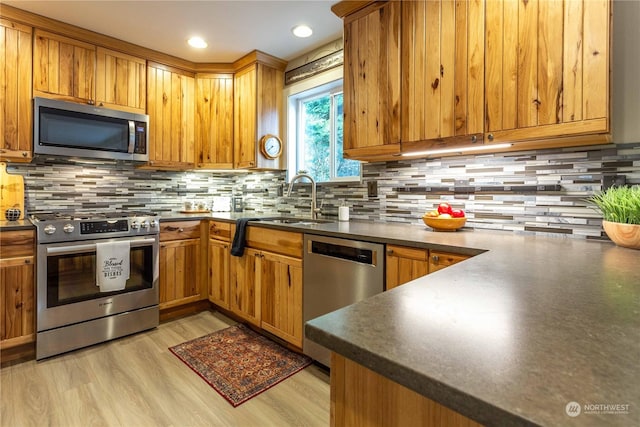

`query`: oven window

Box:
[47,245,154,307]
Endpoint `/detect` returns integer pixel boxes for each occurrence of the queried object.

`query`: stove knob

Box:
[63,224,75,233]
[44,224,56,235]
[141,220,150,229]
[131,220,140,229]
[149,220,158,228]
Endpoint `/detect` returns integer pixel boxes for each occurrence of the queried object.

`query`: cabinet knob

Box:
[471,135,477,143]
[87,99,95,105]
[22,152,28,157]
[432,255,440,262]
[387,249,394,255]
[488,133,494,141]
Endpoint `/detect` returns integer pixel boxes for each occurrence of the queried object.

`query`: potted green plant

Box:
[588,185,640,249]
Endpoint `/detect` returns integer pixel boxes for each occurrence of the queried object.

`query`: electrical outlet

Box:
[367,181,378,198]
[602,175,626,190]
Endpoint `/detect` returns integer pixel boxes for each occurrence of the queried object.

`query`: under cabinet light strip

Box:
[400,143,512,157]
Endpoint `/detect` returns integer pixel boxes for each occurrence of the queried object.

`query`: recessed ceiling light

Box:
[292,25,313,38]
[187,36,208,49]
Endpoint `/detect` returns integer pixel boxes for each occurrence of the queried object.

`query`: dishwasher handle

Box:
[308,240,378,266]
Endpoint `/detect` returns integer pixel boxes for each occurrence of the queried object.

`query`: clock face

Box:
[261,135,282,159]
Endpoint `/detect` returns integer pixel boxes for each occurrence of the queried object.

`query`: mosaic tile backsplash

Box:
[8,142,640,240]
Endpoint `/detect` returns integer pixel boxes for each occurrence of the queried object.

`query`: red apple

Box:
[437,203,452,215]
[451,209,466,218]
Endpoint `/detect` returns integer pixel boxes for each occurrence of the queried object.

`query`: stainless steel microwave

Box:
[34,97,149,162]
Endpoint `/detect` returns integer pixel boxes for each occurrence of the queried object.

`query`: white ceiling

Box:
[4,0,344,63]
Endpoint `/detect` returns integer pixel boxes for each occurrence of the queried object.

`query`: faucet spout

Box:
[287,173,319,219]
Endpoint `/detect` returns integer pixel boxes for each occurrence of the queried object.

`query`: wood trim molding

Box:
[147,61,196,77]
[193,63,237,73]
[1,4,195,71]
[331,1,378,18]
[233,50,288,72]
[1,4,288,73]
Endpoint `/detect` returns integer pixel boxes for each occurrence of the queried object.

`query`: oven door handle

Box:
[46,238,157,255]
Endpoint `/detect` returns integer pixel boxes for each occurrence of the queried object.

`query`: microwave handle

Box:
[46,238,157,256]
[128,120,135,154]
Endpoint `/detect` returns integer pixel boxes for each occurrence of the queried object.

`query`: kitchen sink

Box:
[258,217,336,225]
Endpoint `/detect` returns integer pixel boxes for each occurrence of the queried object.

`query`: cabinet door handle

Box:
[432,255,439,262]
[387,249,394,255]
[488,133,494,141]
[166,226,183,232]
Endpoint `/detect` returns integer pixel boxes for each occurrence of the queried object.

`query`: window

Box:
[288,80,360,182]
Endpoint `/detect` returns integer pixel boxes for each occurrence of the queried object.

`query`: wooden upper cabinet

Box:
[0,19,32,162]
[342,1,401,160]
[233,54,285,169]
[196,73,234,169]
[33,29,96,104]
[95,47,146,113]
[33,31,147,116]
[485,0,610,145]
[401,0,484,148]
[146,63,195,169]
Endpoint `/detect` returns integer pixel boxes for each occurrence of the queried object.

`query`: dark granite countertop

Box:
[0,219,35,231]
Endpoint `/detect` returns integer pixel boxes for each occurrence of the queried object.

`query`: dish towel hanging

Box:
[231,218,260,257]
[96,241,130,292]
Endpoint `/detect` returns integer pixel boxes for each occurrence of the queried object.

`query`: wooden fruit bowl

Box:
[422,216,466,231]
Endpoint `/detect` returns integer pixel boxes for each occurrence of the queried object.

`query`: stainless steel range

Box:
[32,211,160,359]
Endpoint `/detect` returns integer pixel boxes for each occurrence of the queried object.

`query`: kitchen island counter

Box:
[295,221,640,427]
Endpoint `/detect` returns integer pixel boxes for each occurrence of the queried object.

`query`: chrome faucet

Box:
[287,173,320,219]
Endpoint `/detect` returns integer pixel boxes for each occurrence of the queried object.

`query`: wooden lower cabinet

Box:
[0,229,35,349]
[331,353,483,427]
[429,250,470,274]
[386,245,429,290]
[208,220,232,309]
[260,252,303,348]
[386,244,470,289]
[159,221,203,310]
[230,247,261,326]
[228,225,303,347]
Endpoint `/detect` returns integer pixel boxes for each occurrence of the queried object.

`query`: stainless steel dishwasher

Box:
[303,234,384,367]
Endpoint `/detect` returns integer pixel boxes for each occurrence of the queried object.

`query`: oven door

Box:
[37,235,159,332]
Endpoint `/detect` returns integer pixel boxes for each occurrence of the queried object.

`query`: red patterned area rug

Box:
[169,324,312,407]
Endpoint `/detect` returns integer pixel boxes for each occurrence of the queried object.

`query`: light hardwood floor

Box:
[0,310,330,427]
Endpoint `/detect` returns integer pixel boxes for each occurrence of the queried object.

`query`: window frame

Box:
[284,66,361,184]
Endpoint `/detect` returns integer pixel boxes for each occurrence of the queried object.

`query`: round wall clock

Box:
[260,134,283,160]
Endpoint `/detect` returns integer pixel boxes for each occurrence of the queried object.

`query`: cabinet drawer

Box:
[244,226,303,258]
[429,251,469,273]
[209,220,232,241]
[386,244,428,261]
[160,221,201,241]
[0,230,35,258]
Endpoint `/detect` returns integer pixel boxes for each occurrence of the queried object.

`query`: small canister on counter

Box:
[338,202,349,221]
